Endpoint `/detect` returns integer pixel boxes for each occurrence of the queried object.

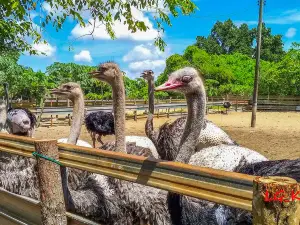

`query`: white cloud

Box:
[71,7,159,41]
[234,9,300,26]
[265,9,300,24]
[129,59,166,72]
[74,50,92,62]
[140,0,170,16]
[285,28,297,38]
[31,42,56,57]
[123,43,167,62]
[123,43,171,78]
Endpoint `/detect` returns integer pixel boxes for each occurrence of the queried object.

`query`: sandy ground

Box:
[35,111,300,160]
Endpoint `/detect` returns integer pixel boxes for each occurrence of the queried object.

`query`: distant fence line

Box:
[0,133,299,225]
[35,101,242,127]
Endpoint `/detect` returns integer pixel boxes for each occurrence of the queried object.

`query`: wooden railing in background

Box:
[0,133,299,225]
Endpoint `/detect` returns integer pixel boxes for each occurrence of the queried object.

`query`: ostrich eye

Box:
[181,75,192,83]
[64,85,71,90]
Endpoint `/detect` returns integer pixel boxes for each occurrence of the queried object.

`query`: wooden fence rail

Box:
[0,133,299,225]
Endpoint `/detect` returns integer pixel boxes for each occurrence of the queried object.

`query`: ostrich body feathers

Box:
[57,138,92,147]
[85,111,115,135]
[156,117,237,161]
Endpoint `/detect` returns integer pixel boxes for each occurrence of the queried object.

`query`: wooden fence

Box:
[0,133,299,225]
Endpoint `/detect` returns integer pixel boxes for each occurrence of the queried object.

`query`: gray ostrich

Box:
[89,62,171,225]
[0,82,133,224]
[155,67,300,225]
[1,83,37,137]
[141,69,238,161]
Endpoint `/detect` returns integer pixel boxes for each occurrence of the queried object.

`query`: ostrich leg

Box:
[90,132,96,148]
[97,135,104,145]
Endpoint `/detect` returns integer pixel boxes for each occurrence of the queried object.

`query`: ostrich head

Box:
[155,67,204,94]
[7,109,34,134]
[140,70,154,81]
[89,62,123,86]
[50,82,82,101]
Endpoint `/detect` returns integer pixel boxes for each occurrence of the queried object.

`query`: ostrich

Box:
[0,82,133,224]
[2,82,37,137]
[84,110,115,147]
[52,83,92,148]
[89,62,171,225]
[141,69,238,161]
[155,67,300,225]
[222,99,231,114]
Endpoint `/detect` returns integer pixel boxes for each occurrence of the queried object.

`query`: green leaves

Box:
[195,20,285,62]
[156,41,300,97]
[1,0,197,53]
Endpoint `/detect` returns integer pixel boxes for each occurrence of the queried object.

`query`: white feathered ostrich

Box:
[155,67,300,225]
[1,82,37,137]
[141,69,238,161]
[89,62,171,225]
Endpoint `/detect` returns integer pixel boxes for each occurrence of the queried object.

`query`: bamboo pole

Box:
[34,139,67,225]
[252,176,300,225]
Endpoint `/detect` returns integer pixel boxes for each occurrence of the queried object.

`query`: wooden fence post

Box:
[134,110,137,121]
[68,114,71,126]
[67,99,70,107]
[169,97,172,103]
[235,96,238,112]
[167,108,170,118]
[252,176,300,225]
[157,109,159,118]
[50,115,53,127]
[34,139,67,225]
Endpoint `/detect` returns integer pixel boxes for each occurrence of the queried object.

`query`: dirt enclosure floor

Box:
[35,111,300,160]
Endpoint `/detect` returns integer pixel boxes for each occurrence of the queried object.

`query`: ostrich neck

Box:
[145,78,158,147]
[67,94,85,145]
[112,79,126,153]
[148,78,155,114]
[176,90,206,163]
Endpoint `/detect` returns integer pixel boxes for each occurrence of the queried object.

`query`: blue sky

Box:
[18,0,300,79]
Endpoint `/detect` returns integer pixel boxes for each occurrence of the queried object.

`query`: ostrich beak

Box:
[140,72,146,78]
[50,88,68,95]
[88,70,100,78]
[49,88,60,94]
[155,79,183,91]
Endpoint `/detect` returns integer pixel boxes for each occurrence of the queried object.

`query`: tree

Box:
[195,19,254,56]
[194,20,284,62]
[1,0,197,53]
[253,23,285,62]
